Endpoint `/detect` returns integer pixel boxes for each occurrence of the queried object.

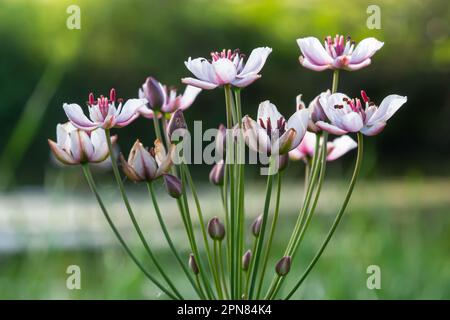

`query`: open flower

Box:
[48,122,116,165]
[182,47,272,89]
[289,131,357,162]
[138,77,201,118]
[297,35,384,71]
[64,89,146,130]
[242,101,309,155]
[120,139,174,182]
[316,91,407,136]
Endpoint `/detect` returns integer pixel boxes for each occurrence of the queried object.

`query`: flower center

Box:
[88,88,117,118]
[259,117,287,138]
[210,49,242,62]
[324,35,355,58]
[341,97,363,112]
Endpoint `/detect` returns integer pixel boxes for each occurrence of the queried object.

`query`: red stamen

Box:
[110,88,116,102]
[361,90,370,103]
[88,93,95,106]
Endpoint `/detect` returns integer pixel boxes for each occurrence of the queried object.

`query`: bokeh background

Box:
[0,0,449,299]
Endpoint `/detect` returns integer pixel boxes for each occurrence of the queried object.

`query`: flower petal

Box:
[181,77,218,90]
[63,103,98,131]
[346,59,372,71]
[179,85,202,110]
[316,121,348,135]
[366,95,407,126]
[361,122,386,136]
[326,135,357,161]
[257,100,283,125]
[286,108,309,148]
[299,56,331,71]
[242,115,271,154]
[115,99,146,125]
[238,47,272,77]
[341,112,364,132]
[48,139,76,165]
[212,58,237,85]
[349,37,384,64]
[297,37,334,66]
[231,74,261,88]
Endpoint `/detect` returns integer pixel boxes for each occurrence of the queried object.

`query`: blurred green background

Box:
[0,0,449,299]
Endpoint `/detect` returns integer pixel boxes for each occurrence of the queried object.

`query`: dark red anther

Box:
[88,93,95,106]
[361,90,370,103]
[110,88,116,102]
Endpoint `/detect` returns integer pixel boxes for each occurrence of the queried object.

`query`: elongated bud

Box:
[251,214,263,237]
[242,250,252,271]
[275,256,291,276]
[143,76,165,109]
[167,109,187,143]
[209,160,225,186]
[207,217,225,241]
[188,253,199,275]
[163,174,182,198]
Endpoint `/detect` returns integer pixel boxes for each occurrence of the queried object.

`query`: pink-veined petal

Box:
[286,109,309,148]
[181,77,218,90]
[63,103,98,131]
[212,58,237,85]
[231,74,261,88]
[349,37,384,64]
[297,37,334,66]
[366,95,407,126]
[341,112,364,132]
[179,85,202,109]
[299,56,331,71]
[48,139,76,165]
[238,47,272,77]
[316,121,348,135]
[361,122,386,136]
[326,135,357,161]
[115,99,146,124]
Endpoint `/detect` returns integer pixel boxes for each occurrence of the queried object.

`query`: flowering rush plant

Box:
[49,34,406,300]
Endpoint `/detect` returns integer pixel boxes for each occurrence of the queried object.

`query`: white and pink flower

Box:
[316,91,407,136]
[242,101,309,155]
[289,131,357,162]
[48,122,116,165]
[182,47,272,89]
[63,89,146,130]
[138,77,201,118]
[297,35,384,71]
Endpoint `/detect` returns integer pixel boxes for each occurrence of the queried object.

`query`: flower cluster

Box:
[48,34,406,301]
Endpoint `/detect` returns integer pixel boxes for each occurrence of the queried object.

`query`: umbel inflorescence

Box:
[49,34,407,300]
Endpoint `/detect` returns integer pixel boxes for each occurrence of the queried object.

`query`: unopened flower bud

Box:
[242,250,252,271]
[142,76,165,109]
[209,160,225,186]
[188,253,199,275]
[251,214,263,237]
[275,256,291,276]
[167,109,187,143]
[163,174,182,198]
[207,217,225,241]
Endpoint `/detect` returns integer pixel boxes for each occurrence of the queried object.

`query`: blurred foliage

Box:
[0,0,449,186]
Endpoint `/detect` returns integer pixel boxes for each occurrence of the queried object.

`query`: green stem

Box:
[81,164,177,299]
[256,171,282,298]
[285,132,363,299]
[213,240,225,299]
[218,241,230,299]
[248,167,274,299]
[224,84,237,298]
[147,182,204,299]
[182,162,222,296]
[105,129,182,299]
[332,69,340,93]
[152,113,163,142]
[244,237,258,299]
[179,166,216,299]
